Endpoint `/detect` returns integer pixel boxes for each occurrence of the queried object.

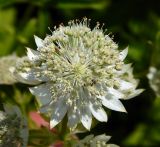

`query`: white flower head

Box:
[147,66,160,97]
[0,105,28,147]
[13,18,143,130]
[73,134,119,147]
[0,54,19,85]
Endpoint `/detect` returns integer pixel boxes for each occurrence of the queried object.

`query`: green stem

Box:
[59,115,68,141]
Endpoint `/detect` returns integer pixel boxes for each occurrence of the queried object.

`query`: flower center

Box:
[73,63,86,77]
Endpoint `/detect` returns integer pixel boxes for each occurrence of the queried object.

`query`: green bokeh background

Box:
[0,0,160,146]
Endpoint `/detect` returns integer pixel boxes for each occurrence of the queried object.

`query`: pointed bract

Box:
[118,79,135,91]
[100,95,127,112]
[11,67,41,85]
[50,99,68,128]
[67,107,80,129]
[89,104,107,122]
[34,35,43,48]
[29,83,52,105]
[107,88,125,99]
[80,106,92,130]
[26,47,40,61]
[119,47,128,61]
[125,89,144,100]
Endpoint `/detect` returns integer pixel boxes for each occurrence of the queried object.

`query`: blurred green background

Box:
[0,0,160,146]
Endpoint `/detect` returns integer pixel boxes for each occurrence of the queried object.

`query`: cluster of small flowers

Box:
[147,66,160,97]
[0,55,18,85]
[0,105,28,147]
[12,18,143,131]
[74,134,119,147]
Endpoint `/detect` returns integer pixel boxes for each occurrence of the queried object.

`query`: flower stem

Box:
[59,115,68,141]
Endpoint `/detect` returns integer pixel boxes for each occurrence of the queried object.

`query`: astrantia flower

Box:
[73,134,119,147]
[12,18,143,130]
[147,66,160,97]
[0,54,19,85]
[0,105,28,147]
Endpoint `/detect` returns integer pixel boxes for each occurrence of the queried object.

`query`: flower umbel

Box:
[147,66,160,97]
[73,134,119,147]
[13,18,143,130]
[0,105,28,147]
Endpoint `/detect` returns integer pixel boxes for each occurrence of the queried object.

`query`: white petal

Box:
[125,89,144,100]
[93,134,111,143]
[119,47,128,61]
[107,88,124,99]
[123,63,132,71]
[50,99,68,128]
[100,95,126,112]
[10,67,41,85]
[89,103,107,122]
[34,35,43,48]
[119,80,135,91]
[39,103,52,113]
[26,47,40,61]
[80,105,92,130]
[82,135,94,142]
[29,83,52,105]
[116,64,132,75]
[67,107,80,129]
[106,144,120,147]
[19,72,40,84]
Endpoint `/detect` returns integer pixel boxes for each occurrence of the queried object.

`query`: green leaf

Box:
[0,8,16,55]
[28,129,59,146]
[17,18,37,44]
[0,0,15,8]
[37,10,50,35]
[56,1,110,10]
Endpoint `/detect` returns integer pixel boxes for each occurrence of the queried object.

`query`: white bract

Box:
[12,18,143,130]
